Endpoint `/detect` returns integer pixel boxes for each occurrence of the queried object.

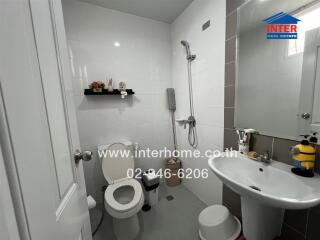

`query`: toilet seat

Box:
[105,178,143,212]
[99,142,144,219]
[105,178,144,219]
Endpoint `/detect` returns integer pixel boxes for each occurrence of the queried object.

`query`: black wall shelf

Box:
[84,89,135,96]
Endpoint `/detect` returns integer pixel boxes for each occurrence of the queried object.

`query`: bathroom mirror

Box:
[235,0,320,140]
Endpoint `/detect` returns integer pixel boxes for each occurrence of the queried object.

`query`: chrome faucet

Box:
[256,151,271,164]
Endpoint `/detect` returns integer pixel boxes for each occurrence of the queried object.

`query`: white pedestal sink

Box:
[208,151,320,240]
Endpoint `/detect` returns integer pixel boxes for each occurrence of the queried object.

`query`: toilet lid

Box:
[101,143,134,184]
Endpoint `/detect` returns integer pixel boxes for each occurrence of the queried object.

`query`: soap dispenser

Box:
[290,135,316,177]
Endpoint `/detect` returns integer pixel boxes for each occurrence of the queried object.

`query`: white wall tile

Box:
[171,0,226,205]
[62,0,172,201]
[63,0,226,205]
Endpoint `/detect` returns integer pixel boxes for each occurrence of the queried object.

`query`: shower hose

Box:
[187,59,198,148]
[92,186,106,237]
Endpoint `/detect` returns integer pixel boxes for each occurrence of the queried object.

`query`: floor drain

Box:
[249,186,261,192]
[166,195,174,201]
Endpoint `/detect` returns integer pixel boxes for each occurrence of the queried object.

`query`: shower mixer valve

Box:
[186,116,196,128]
[176,116,196,129]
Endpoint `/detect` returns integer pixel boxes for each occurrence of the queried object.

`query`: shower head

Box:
[181,40,190,55]
[180,40,196,61]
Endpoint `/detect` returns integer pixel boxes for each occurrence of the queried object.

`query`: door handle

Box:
[301,113,311,120]
[74,150,93,164]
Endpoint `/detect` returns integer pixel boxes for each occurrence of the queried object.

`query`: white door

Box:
[0,140,20,240]
[0,0,92,240]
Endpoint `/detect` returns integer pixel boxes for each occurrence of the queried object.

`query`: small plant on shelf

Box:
[89,81,105,92]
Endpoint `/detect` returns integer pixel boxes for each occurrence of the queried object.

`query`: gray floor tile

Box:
[92,184,206,240]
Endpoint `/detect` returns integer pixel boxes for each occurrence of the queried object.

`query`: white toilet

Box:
[99,141,144,240]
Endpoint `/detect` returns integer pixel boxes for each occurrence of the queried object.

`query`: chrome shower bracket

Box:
[187,54,196,61]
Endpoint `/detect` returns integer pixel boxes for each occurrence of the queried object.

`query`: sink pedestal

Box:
[241,197,284,240]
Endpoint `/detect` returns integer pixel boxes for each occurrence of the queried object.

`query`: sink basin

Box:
[208,151,320,209]
[208,151,320,240]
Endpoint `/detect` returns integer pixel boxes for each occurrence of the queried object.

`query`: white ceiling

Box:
[78,0,194,23]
